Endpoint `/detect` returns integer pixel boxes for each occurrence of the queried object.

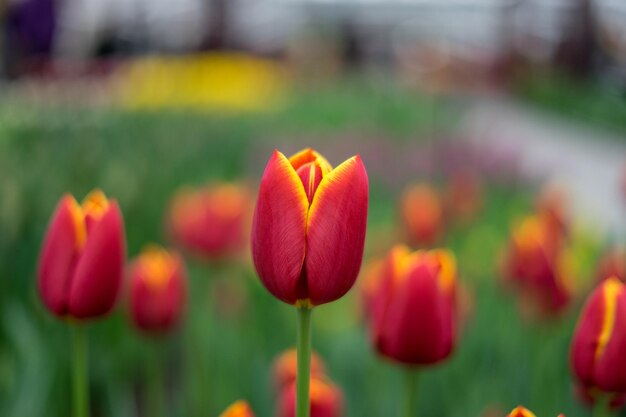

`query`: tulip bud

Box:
[38,190,125,320]
[128,245,187,334]
[370,246,457,366]
[251,148,368,306]
[570,277,626,397]
[400,184,444,246]
[168,183,251,260]
[503,215,572,315]
[596,246,626,283]
[279,377,343,417]
[219,400,256,417]
[273,348,327,390]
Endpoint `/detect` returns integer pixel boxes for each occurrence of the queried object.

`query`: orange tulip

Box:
[400,184,444,246]
[279,377,343,417]
[219,400,256,417]
[570,277,626,399]
[273,348,327,390]
[251,148,368,306]
[167,183,250,260]
[370,246,457,365]
[38,189,125,319]
[128,245,187,334]
[502,215,572,315]
[596,246,626,283]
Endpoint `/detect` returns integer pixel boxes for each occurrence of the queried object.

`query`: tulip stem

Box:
[403,369,419,417]
[71,325,89,417]
[296,306,312,417]
[147,342,166,417]
[593,395,614,417]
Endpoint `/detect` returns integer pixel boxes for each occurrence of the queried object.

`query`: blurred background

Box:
[1,0,626,416]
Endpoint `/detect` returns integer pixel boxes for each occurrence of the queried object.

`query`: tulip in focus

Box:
[168,183,251,260]
[570,277,626,409]
[38,189,126,319]
[251,148,369,306]
[128,245,187,335]
[502,215,572,316]
[274,348,327,390]
[370,246,457,366]
[400,184,444,247]
[596,246,626,283]
[219,400,256,417]
[279,377,343,417]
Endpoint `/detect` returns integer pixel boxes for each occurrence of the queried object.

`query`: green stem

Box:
[403,369,419,417]
[71,325,89,417]
[147,342,165,417]
[296,306,312,417]
[593,394,613,417]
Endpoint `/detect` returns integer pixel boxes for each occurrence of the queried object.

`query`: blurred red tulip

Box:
[371,246,457,366]
[251,148,368,306]
[168,183,251,260]
[219,400,256,417]
[444,170,483,223]
[502,215,572,315]
[400,184,444,246]
[571,277,626,399]
[273,348,327,391]
[279,377,343,417]
[506,406,537,417]
[596,246,626,283]
[128,245,187,334]
[38,189,125,319]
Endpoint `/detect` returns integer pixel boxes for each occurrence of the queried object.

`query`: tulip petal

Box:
[289,148,333,175]
[592,280,626,391]
[252,150,309,304]
[37,195,84,316]
[305,155,368,305]
[68,202,125,318]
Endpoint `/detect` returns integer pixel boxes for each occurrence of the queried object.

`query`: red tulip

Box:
[251,148,368,306]
[279,377,343,417]
[371,246,457,366]
[128,245,187,334]
[596,246,626,283]
[168,183,251,260]
[219,400,256,417]
[273,348,327,390]
[400,184,444,246]
[570,277,626,398]
[502,215,572,315]
[38,190,125,320]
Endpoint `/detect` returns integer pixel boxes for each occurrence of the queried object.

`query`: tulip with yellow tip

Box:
[251,148,368,417]
[37,189,126,417]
